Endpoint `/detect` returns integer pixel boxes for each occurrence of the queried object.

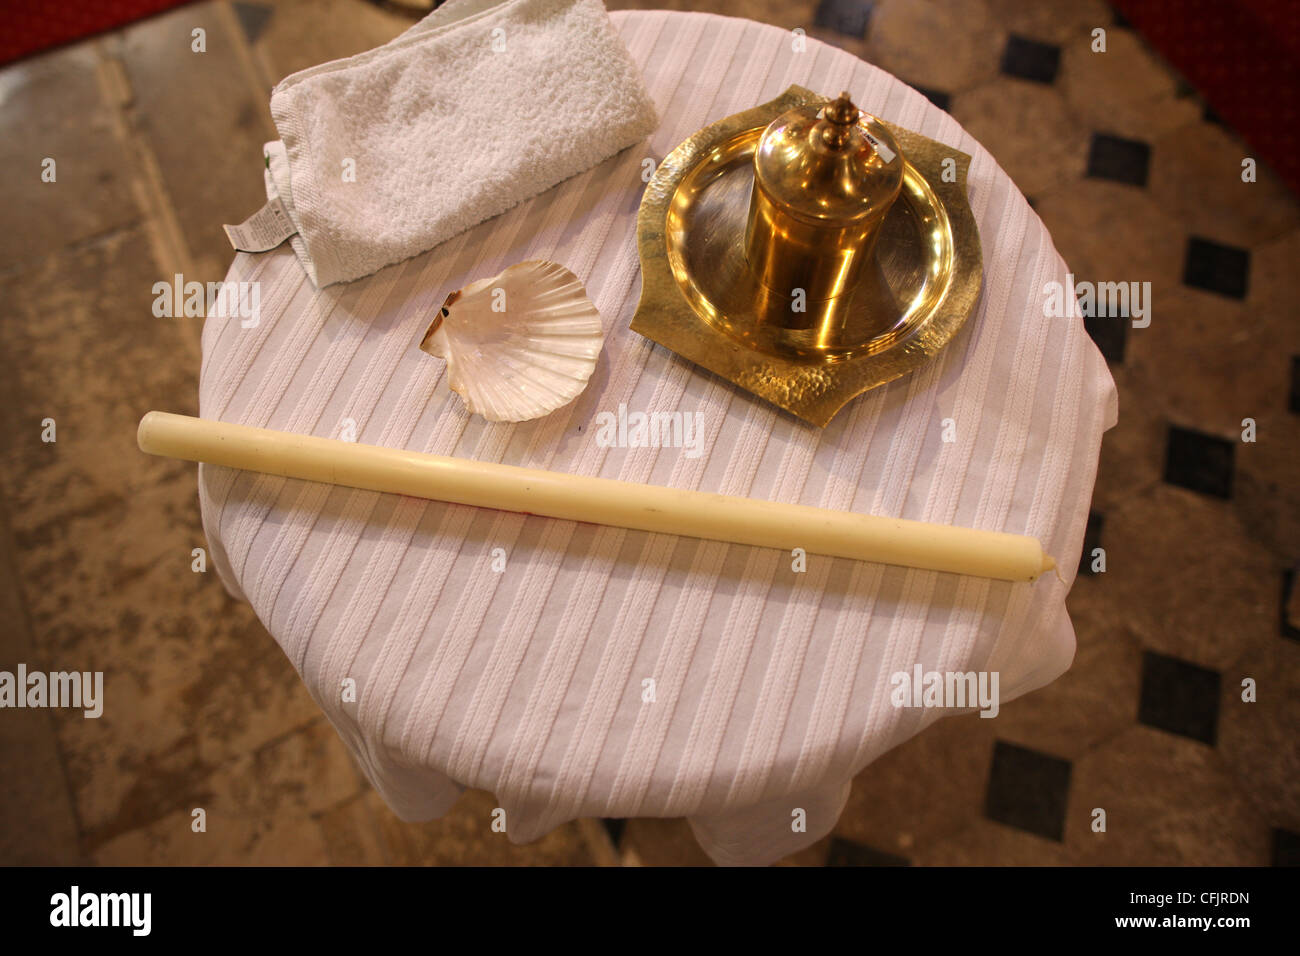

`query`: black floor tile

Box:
[1137,651,1221,745]
[813,0,874,37]
[600,818,626,848]
[1000,34,1061,84]
[1272,828,1300,866]
[1084,312,1127,364]
[1079,510,1105,576]
[1163,424,1234,499]
[233,2,273,44]
[911,84,951,112]
[984,741,1072,842]
[1282,568,1300,641]
[1183,237,1251,299]
[825,837,909,866]
[1086,133,1151,187]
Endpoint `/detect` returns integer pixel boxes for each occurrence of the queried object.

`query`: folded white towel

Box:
[262,0,658,288]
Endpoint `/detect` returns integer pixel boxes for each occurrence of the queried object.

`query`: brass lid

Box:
[752,92,904,224]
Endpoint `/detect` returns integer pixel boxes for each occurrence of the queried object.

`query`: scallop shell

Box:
[419,260,604,423]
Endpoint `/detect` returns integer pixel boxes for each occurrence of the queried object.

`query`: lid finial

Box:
[821,91,860,149]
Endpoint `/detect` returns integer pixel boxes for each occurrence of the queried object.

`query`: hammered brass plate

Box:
[631,85,983,427]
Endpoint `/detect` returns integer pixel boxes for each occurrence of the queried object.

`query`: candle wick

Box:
[1040,553,1066,586]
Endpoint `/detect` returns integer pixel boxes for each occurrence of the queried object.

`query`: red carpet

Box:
[0,0,199,65]
[1112,0,1300,194]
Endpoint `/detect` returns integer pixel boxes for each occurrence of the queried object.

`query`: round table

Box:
[198,9,1117,865]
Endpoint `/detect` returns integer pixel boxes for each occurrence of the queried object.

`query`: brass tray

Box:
[631,85,983,427]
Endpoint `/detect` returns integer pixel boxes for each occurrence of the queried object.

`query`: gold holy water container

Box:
[743,92,905,312]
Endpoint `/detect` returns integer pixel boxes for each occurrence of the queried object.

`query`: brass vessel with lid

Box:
[743,92,905,307]
[631,84,984,426]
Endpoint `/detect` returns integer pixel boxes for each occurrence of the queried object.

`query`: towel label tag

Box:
[223,198,297,253]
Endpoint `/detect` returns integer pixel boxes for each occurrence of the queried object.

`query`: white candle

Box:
[137,411,1056,582]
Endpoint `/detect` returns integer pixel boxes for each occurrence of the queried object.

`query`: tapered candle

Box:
[137,411,1056,582]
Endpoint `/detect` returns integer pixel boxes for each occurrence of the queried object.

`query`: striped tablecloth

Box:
[198,9,1118,865]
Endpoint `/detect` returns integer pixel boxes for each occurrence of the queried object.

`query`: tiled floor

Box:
[0,0,1295,866]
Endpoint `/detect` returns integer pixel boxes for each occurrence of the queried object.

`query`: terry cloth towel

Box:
[262,0,658,288]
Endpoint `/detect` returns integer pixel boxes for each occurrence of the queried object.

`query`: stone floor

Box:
[0,0,1296,866]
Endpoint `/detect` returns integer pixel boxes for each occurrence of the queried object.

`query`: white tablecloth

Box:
[198,10,1118,865]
